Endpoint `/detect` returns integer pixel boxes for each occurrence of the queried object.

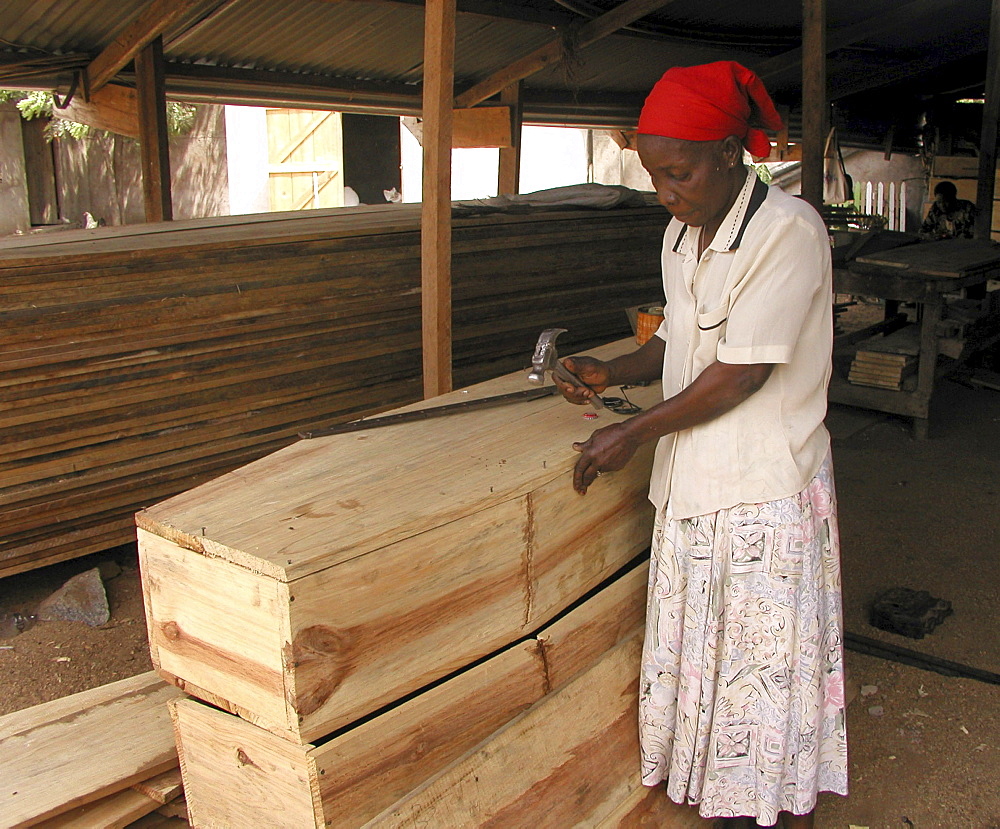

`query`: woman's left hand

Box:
[572,422,640,495]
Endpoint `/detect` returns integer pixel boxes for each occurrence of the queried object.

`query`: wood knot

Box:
[236,748,261,770]
[161,621,181,641]
[289,625,355,717]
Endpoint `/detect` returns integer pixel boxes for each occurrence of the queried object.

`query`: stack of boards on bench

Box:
[137,340,701,827]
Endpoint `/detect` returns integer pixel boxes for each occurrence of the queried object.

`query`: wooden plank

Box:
[451,105,512,148]
[854,238,1000,277]
[364,630,645,827]
[135,36,172,222]
[86,0,202,93]
[131,768,184,804]
[139,399,657,743]
[537,561,647,690]
[171,698,326,829]
[595,783,703,827]
[800,0,827,208]
[171,562,647,827]
[139,532,294,736]
[20,117,59,225]
[32,788,161,829]
[137,340,661,582]
[454,0,678,108]
[53,82,139,138]
[0,207,665,575]
[0,672,182,827]
[498,82,522,195]
[421,0,456,397]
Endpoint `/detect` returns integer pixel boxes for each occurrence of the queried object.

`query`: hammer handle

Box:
[553,360,605,410]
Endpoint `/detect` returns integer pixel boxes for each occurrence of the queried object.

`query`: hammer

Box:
[527,328,605,410]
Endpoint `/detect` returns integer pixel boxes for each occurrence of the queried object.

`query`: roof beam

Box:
[454,0,678,108]
[86,0,203,94]
[828,32,988,100]
[757,0,967,85]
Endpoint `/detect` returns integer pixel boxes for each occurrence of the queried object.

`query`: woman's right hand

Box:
[555,356,612,405]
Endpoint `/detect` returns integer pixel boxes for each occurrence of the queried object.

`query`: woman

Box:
[555,62,847,828]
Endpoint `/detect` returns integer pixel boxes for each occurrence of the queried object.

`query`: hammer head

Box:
[527,328,567,385]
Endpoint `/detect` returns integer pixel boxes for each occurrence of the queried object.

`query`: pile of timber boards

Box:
[0,671,185,828]
[848,325,919,390]
[0,201,667,577]
[137,340,699,826]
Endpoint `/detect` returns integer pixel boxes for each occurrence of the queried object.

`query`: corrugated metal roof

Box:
[0,0,992,139]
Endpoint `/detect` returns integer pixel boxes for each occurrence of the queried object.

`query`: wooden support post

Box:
[498,82,522,195]
[134,36,172,222]
[421,0,456,397]
[976,0,1000,240]
[800,0,827,210]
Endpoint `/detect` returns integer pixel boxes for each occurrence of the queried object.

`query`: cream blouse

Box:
[649,169,833,517]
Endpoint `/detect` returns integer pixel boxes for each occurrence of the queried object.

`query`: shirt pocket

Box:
[696,303,729,332]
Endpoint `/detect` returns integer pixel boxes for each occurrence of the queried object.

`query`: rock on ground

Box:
[36,568,110,627]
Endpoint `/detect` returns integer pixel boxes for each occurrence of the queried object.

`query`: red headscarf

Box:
[637,61,783,159]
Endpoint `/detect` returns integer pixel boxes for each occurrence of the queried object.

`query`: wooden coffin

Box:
[365,631,695,828]
[0,201,666,577]
[171,562,648,828]
[138,339,661,743]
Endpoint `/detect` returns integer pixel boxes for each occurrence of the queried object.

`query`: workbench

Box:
[831,238,1000,438]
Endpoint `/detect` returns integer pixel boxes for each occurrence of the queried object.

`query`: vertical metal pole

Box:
[801,0,826,210]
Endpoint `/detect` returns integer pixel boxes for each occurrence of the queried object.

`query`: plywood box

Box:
[139,339,661,744]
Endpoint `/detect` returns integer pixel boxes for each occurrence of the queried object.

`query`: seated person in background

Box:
[920,180,977,239]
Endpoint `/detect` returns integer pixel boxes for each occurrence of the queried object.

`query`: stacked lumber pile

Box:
[137,340,700,826]
[0,201,666,578]
[0,671,184,828]
[848,325,919,390]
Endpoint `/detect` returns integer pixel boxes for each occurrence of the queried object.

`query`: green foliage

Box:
[753,163,773,185]
[167,101,197,135]
[0,89,199,141]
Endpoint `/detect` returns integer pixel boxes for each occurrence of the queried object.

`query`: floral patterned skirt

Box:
[639,452,848,823]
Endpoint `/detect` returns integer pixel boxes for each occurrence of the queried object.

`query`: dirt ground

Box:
[2,364,998,828]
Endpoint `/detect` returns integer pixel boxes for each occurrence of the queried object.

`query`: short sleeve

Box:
[717,214,830,365]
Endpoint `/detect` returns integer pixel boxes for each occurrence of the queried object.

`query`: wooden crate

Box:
[138,339,661,743]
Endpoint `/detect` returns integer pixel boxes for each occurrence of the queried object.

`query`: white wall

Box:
[400,123,612,201]
[225,106,270,214]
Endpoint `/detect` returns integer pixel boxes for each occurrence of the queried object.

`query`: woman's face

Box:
[637,134,742,228]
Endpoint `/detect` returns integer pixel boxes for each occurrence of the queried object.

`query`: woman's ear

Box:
[722,135,744,168]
